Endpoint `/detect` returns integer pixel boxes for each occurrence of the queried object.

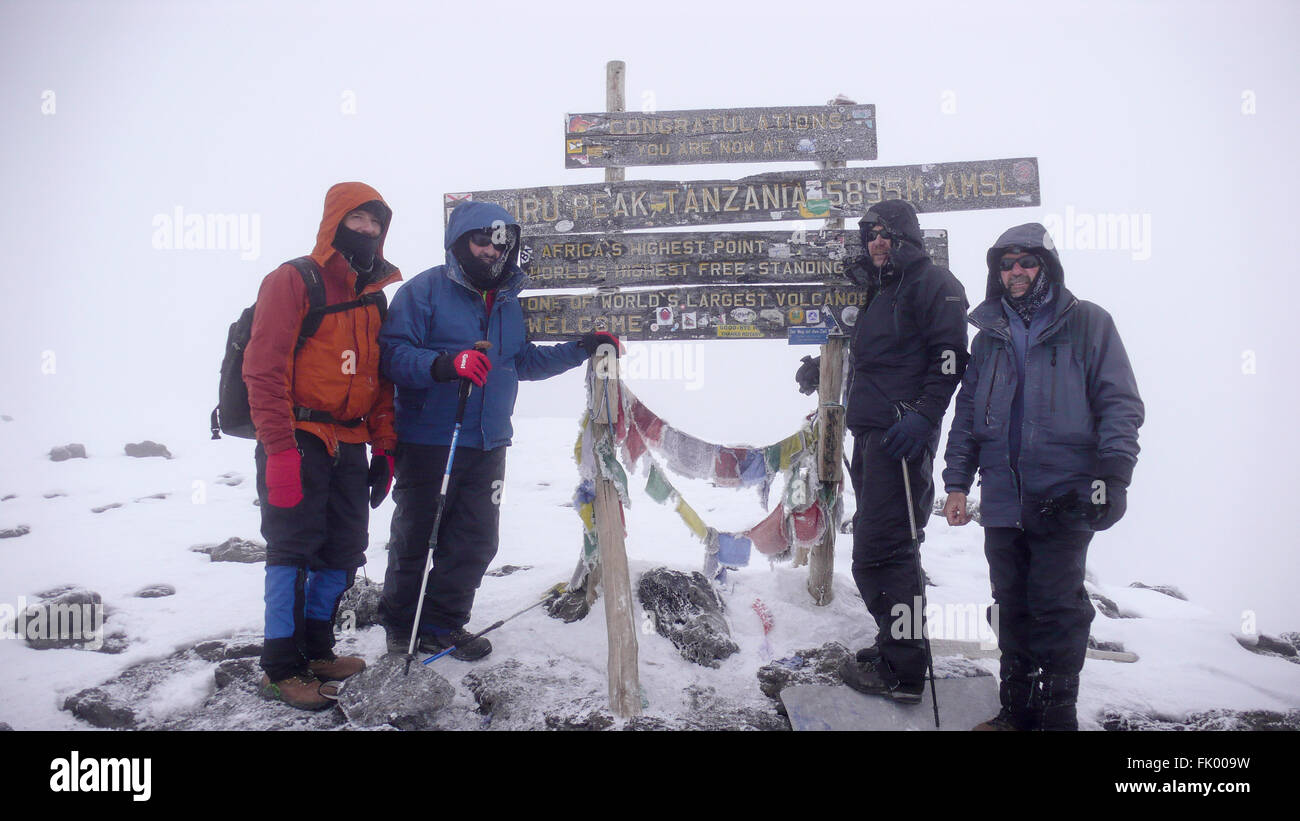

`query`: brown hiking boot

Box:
[259,672,336,711]
[309,655,366,682]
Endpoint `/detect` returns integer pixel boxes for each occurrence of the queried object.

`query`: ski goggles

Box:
[467,229,511,250]
[999,253,1042,271]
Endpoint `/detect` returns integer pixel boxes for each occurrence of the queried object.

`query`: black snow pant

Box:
[379,442,507,637]
[984,526,1095,730]
[255,430,368,680]
[849,428,933,685]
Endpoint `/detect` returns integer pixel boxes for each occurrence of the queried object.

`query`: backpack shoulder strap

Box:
[287,257,326,350]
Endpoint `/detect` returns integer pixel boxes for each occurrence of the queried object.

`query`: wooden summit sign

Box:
[521,284,865,342]
[525,229,949,289]
[564,104,877,168]
[444,157,1039,234]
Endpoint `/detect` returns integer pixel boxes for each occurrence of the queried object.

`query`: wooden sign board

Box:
[524,229,949,289]
[564,104,877,168]
[445,157,1038,234]
[520,284,865,342]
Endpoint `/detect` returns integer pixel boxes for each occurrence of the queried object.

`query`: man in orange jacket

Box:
[243,182,402,710]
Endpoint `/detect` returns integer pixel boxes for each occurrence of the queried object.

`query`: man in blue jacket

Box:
[942,223,1143,730]
[378,201,615,660]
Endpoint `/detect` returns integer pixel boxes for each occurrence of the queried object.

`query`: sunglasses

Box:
[999,254,1042,272]
[862,226,893,243]
[468,229,510,250]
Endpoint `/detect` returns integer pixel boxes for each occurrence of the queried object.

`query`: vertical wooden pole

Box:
[805,95,855,604]
[589,58,640,718]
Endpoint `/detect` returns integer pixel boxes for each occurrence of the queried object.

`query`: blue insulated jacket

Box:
[379,201,588,449]
[941,223,1144,529]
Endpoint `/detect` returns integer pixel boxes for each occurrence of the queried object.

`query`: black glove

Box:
[1090,481,1128,531]
[795,355,820,395]
[579,332,620,358]
[881,411,933,461]
[368,449,394,509]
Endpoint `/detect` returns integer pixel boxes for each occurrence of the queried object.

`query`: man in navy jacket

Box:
[942,223,1143,730]
[378,201,613,660]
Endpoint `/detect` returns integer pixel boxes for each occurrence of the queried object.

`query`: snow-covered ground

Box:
[2,406,1297,731]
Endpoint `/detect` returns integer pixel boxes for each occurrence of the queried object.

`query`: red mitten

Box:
[265,448,303,508]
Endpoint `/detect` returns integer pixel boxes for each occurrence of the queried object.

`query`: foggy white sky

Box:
[2,0,1297,629]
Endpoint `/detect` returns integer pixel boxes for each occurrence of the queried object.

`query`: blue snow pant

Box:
[379,443,507,638]
[255,430,368,681]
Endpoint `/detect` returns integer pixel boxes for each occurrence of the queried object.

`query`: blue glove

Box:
[881,412,933,462]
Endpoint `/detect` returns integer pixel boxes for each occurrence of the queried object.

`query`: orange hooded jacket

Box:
[243,182,402,457]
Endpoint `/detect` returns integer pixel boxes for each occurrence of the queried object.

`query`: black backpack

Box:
[210,257,388,439]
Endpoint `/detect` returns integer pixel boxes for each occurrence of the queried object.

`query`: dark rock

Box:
[134,493,170,502]
[757,642,853,700]
[544,710,615,731]
[545,588,592,623]
[1,415,11,422]
[134,584,176,598]
[636,567,738,668]
[623,716,675,731]
[43,492,66,499]
[49,444,87,462]
[125,440,172,459]
[36,583,81,599]
[463,659,610,731]
[214,658,260,690]
[191,537,266,563]
[336,654,455,730]
[336,576,382,630]
[0,525,30,539]
[679,684,790,731]
[1089,592,1131,619]
[1,494,16,501]
[215,473,243,487]
[1128,582,1187,601]
[0,722,12,731]
[63,688,137,729]
[1102,708,1300,731]
[22,587,108,651]
[1087,636,1127,653]
[1236,633,1300,663]
[485,564,532,578]
[91,503,123,514]
[193,639,263,662]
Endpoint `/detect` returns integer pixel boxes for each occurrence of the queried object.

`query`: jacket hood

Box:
[984,222,1064,301]
[310,182,396,275]
[851,199,929,283]
[444,201,527,292]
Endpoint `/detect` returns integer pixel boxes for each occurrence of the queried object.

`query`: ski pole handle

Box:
[455,378,471,420]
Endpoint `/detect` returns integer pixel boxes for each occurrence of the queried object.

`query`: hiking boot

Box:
[972,708,1032,731]
[839,657,924,704]
[259,672,336,711]
[854,641,881,664]
[309,654,366,682]
[424,627,492,661]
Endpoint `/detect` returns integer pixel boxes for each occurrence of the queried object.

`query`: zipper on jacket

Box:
[984,348,1002,425]
[1050,346,1058,414]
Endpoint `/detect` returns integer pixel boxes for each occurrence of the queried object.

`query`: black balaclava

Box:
[453,224,518,291]
[1002,246,1053,326]
[332,200,391,276]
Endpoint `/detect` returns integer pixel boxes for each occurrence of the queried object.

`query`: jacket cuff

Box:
[944,484,971,495]
[1097,455,1135,488]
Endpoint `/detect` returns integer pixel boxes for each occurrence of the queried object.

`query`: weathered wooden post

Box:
[588,58,641,718]
[804,94,854,604]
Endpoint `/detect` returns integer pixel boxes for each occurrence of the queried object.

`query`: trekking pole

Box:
[900,456,941,728]
[403,376,473,675]
[422,582,568,665]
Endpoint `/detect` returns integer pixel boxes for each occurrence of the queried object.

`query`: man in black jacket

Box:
[800,200,969,702]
